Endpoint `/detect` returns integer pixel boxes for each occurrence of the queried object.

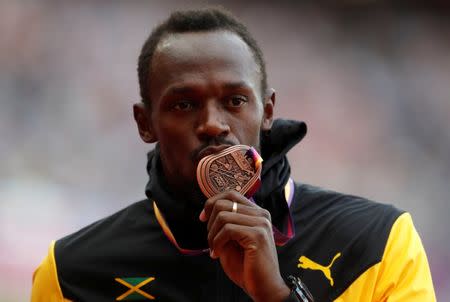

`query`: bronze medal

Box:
[196,145,263,198]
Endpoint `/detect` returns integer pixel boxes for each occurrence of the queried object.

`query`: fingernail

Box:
[199,210,206,222]
[210,249,217,259]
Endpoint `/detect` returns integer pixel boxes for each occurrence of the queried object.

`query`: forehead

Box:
[149,30,261,98]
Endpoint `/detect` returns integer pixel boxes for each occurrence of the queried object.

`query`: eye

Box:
[172,100,194,111]
[227,95,248,108]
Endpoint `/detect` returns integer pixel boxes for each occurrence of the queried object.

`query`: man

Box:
[31,8,436,302]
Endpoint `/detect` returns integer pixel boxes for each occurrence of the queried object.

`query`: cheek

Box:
[232,113,263,146]
[158,118,193,145]
[157,123,196,165]
[159,134,191,166]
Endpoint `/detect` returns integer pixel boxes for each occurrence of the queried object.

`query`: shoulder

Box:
[32,200,155,301]
[292,182,404,257]
[56,199,155,252]
[51,199,166,300]
[31,241,66,301]
[286,182,409,300]
[372,212,436,300]
[54,199,159,276]
[293,182,404,234]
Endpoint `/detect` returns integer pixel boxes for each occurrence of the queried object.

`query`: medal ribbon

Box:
[269,177,295,246]
[153,201,209,256]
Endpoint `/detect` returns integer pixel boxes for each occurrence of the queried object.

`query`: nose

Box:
[195,101,230,140]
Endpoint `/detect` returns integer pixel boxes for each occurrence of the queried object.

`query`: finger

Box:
[211,223,274,259]
[207,212,272,249]
[201,189,270,225]
[203,190,255,217]
[207,199,270,232]
[200,190,250,222]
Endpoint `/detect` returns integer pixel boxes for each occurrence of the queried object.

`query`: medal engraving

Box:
[196,145,262,198]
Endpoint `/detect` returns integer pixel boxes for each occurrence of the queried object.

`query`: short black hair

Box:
[137,7,267,105]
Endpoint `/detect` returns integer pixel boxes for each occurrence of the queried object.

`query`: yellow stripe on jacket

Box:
[335,212,436,302]
[31,240,72,302]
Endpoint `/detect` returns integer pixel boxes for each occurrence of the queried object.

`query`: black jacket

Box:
[32,120,435,301]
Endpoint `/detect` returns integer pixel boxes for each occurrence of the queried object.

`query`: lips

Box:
[196,144,232,162]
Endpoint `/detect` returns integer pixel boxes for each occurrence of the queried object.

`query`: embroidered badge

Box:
[298,253,341,286]
[115,277,155,300]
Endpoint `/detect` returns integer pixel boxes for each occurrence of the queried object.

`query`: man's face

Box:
[135,30,274,201]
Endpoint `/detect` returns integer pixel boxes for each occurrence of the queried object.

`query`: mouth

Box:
[196,144,232,162]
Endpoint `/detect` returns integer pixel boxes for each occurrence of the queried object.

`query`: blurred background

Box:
[1,1,449,301]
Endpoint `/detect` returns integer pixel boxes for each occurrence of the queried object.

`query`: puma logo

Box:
[298,253,341,286]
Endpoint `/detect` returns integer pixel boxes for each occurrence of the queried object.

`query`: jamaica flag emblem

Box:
[115,277,155,300]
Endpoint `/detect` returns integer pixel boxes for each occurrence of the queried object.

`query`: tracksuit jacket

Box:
[31,119,436,301]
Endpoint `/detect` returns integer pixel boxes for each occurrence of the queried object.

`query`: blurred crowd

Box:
[0,1,449,301]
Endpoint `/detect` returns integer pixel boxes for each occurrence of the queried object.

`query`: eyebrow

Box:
[165,86,196,95]
[223,81,252,90]
[165,81,252,96]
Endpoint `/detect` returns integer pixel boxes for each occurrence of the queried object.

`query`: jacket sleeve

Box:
[31,241,71,302]
[335,212,436,302]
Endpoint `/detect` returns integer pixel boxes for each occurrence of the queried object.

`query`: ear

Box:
[261,88,275,131]
[133,102,157,143]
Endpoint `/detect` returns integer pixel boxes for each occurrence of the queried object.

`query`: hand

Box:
[199,190,290,302]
